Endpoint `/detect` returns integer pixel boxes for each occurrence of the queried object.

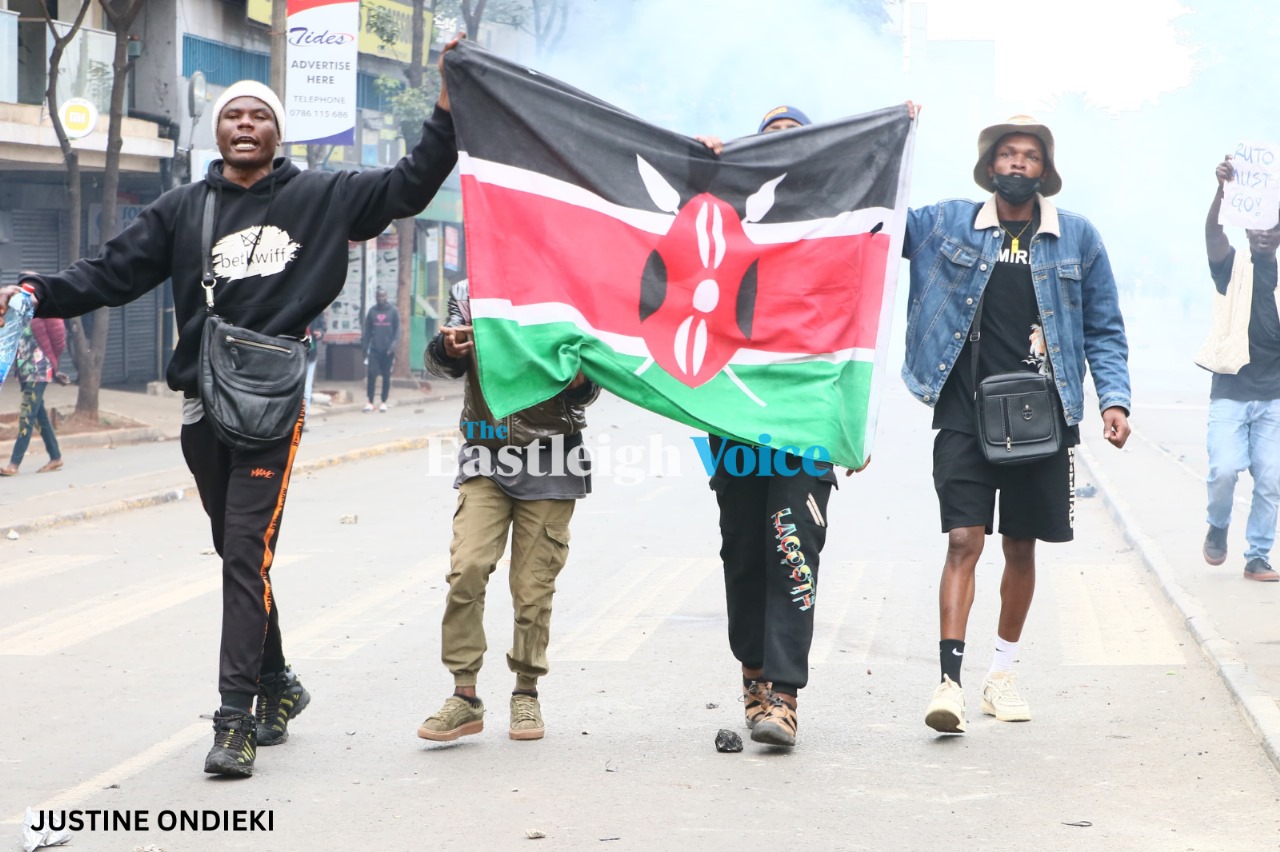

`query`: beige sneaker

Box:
[509,693,545,740]
[981,671,1031,722]
[742,680,772,729]
[924,675,966,733]
[417,695,485,741]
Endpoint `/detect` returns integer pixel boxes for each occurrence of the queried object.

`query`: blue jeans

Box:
[10,381,60,466]
[1206,398,1280,561]
[304,359,317,413]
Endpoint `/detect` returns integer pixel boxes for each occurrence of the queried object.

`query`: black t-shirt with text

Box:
[1209,248,1280,401]
[933,216,1079,445]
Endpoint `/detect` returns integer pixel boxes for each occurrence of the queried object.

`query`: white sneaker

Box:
[924,675,966,733]
[362,403,374,412]
[378,402,388,412]
[981,671,1031,722]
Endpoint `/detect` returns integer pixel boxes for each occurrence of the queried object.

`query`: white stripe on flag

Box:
[471,297,875,366]
[458,152,898,243]
[460,152,674,234]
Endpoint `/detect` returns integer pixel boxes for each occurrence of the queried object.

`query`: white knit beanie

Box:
[211,80,285,140]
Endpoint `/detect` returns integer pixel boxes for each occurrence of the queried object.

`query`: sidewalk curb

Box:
[5,392,457,454]
[3,430,452,539]
[1077,443,1280,774]
[52,426,170,450]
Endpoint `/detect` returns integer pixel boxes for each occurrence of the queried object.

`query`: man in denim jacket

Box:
[901,115,1131,734]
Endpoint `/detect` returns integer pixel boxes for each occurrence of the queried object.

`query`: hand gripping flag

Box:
[443,42,915,469]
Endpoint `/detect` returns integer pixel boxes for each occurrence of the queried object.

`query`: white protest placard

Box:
[1220,140,1280,230]
[285,0,358,145]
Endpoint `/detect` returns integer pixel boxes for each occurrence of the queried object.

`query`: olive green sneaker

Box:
[509,693,545,740]
[417,695,485,742]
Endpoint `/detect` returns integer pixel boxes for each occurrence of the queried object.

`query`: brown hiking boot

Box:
[750,695,798,747]
[742,679,773,729]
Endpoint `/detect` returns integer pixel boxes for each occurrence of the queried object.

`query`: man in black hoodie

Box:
[363,286,400,412]
[0,38,464,778]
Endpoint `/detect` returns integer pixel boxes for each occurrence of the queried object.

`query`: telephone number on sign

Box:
[288,109,348,119]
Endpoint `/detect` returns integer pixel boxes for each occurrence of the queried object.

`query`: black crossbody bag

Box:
[970,298,1063,465]
[197,189,307,451]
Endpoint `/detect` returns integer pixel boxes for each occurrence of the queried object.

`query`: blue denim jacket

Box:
[901,194,1131,425]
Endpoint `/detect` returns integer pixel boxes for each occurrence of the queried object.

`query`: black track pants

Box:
[367,348,394,403]
[713,463,832,694]
[181,409,303,699]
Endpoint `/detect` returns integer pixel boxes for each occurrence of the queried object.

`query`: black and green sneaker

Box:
[255,666,311,747]
[204,708,257,777]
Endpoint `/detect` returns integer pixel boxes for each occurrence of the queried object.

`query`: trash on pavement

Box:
[22,807,71,851]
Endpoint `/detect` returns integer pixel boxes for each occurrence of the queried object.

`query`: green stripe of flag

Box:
[473,317,873,468]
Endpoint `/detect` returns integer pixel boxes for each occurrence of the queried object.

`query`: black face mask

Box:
[991,173,1041,205]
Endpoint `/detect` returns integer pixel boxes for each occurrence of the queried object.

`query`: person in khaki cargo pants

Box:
[418,279,599,741]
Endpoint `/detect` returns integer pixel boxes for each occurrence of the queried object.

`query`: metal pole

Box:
[270,0,287,100]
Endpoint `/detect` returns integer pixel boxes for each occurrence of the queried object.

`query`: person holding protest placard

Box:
[902,115,1131,734]
[1197,155,1280,582]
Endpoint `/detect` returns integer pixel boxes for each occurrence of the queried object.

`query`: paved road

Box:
[3,387,1280,851]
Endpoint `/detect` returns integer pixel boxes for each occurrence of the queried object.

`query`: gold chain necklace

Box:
[1002,219,1034,255]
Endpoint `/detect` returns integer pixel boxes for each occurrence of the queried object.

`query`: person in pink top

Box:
[2,315,66,474]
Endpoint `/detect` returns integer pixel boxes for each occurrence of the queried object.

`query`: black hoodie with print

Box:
[27,107,457,396]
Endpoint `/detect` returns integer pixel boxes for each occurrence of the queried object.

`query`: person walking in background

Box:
[303,311,326,428]
[1,315,66,476]
[1198,156,1280,582]
[363,286,399,412]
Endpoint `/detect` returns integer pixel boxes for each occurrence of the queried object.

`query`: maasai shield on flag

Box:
[443,42,914,469]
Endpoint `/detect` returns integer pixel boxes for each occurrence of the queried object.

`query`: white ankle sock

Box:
[989,636,1019,674]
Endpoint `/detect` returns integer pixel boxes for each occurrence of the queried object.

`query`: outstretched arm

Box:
[1207,156,1234,265]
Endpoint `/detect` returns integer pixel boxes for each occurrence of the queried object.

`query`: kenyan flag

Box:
[442,42,915,469]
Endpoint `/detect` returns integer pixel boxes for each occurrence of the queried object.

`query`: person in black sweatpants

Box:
[2,39,463,777]
[363,287,399,411]
[709,436,835,747]
[180,409,302,717]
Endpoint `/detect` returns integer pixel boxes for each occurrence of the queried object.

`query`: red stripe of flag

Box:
[461,175,889,355]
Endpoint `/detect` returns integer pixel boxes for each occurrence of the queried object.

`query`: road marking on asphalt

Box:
[809,561,906,665]
[0,554,98,589]
[0,553,302,656]
[0,572,219,656]
[287,556,446,660]
[0,558,448,820]
[1128,429,1258,517]
[1,722,209,826]
[637,485,675,503]
[1051,562,1186,666]
[551,557,717,661]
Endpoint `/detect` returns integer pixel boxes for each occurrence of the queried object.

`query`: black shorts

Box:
[932,429,1075,543]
